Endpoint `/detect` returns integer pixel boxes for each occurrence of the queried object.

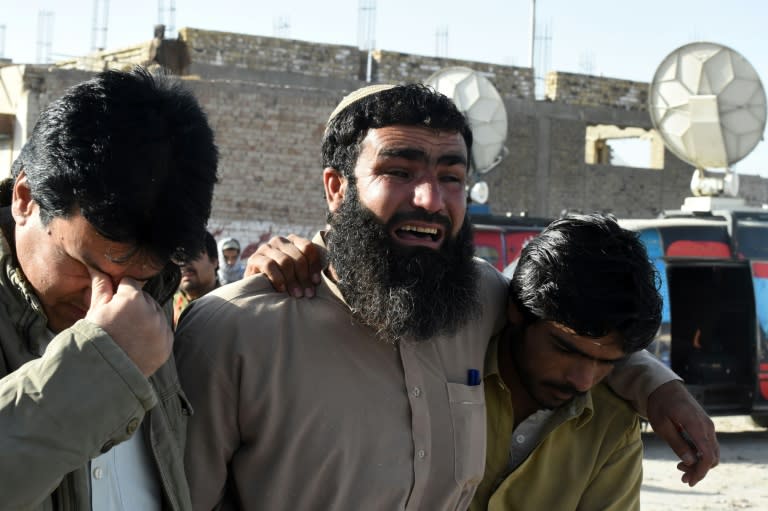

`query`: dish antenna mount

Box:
[425,67,508,204]
[649,42,767,198]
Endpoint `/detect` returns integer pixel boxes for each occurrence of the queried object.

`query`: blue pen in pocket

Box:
[467,368,481,386]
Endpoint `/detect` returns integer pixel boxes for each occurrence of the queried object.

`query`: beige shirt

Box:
[174,234,677,511]
[175,256,509,511]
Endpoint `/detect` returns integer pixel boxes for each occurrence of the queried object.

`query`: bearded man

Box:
[174,84,716,511]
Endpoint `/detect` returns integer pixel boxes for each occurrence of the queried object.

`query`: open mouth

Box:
[393,223,444,246]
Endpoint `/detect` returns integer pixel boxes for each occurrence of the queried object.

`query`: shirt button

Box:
[412,386,422,397]
[92,467,104,480]
[126,418,140,435]
[516,434,526,444]
[417,449,426,459]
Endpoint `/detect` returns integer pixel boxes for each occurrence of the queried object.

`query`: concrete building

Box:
[1,26,766,252]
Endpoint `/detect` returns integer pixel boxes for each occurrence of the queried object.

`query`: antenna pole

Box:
[529,0,536,68]
[91,0,110,52]
[36,11,54,64]
[435,26,448,58]
[169,0,175,37]
[358,0,376,83]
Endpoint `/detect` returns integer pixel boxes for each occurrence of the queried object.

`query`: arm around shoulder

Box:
[604,349,678,417]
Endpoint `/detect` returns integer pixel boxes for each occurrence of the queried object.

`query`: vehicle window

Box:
[659,226,732,258]
[735,221,768,260]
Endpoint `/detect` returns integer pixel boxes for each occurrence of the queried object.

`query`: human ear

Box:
[323,167,347,212]
[11,171,36,225]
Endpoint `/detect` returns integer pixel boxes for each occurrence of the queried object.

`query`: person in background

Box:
[176,83,716,511]
[217,237,245,284]
[0,67,219,511]
[172,231,220,327]
[470,213,662,511]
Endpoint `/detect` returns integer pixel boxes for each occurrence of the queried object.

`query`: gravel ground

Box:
[641,416,768,510]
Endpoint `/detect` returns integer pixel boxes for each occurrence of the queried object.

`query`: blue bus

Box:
[620,208,768,426]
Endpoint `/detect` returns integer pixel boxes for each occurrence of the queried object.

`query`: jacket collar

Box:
[0,206,52,353]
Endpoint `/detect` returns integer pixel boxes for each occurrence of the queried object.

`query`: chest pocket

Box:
[446,382,486,487]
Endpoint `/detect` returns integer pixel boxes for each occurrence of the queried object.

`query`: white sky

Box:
[1,0,767,176]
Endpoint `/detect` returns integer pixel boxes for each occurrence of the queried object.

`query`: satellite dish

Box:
[425,67,508,175]
[649,42,767,197]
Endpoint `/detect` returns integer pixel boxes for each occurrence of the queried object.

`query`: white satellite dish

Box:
[649,42,767,197]
[425,67,508,175]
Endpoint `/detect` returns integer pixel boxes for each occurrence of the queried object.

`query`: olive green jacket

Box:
[0,213,192,510]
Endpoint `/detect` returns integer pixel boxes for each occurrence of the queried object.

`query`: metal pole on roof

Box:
[529,0,536,68]
[358,0,376,82]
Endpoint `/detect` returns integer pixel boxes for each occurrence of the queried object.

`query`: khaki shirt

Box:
[175,255,509,511]
[470,338,642,511]
[175,233,677,511]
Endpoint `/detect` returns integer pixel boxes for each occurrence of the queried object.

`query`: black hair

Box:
[9,67,218,265]
[321,83,473,180]
[510,213,662,353]
[203,231,218,260]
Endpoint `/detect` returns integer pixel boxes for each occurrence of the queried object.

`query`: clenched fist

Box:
[85,267,173,377]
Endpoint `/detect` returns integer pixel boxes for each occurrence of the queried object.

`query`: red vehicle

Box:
[470,214,550,272]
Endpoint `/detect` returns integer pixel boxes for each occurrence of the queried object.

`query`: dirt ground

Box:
[641,416,768,510]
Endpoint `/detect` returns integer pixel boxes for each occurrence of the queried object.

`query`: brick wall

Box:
[546,71,650,111]
[57,44,154,73]
[180,28,362,82]
[481,98,697,219]
[5,32,768,251]
[375,50,534,99]
[185,79,338,242]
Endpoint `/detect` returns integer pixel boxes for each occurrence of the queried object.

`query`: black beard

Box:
[325,186,481,343]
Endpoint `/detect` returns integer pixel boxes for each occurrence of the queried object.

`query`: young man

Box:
[0,68,218,510]
[217,236,245,284]
[471,214,661,511]
[172,231,220,326]
[176,84,715,511]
